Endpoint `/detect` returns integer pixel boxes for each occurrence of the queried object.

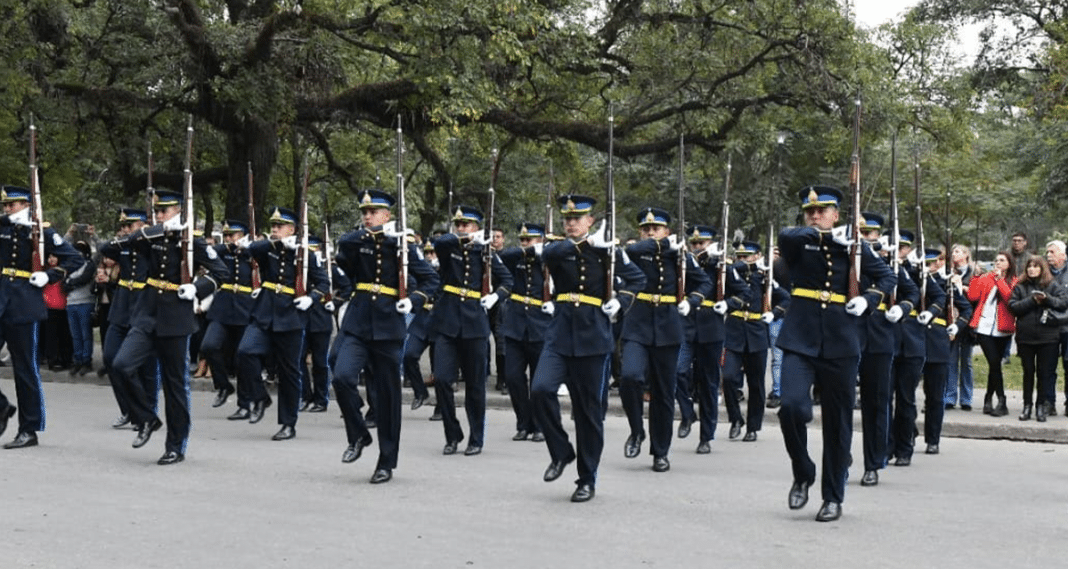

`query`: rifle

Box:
[914,141,926,310]
[482,148,499,297]
[295,156,310,297]
[147,141,156,226]
[605,105,616,302]
[677,134,687,301]
[542,160,554,302]
[847,94,862,300]
[945,187,956,330]
[247,160,261,287]
[889,132,900,304]
[717,155,732,301]
[323,220,334,303]
[181,116,194,285]
[396,114,408,301]
[28,115,44,271]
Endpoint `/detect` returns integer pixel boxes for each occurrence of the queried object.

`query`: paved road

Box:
[1,379,1065,569]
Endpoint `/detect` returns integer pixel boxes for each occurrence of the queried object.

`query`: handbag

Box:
[1041,307,1068,326]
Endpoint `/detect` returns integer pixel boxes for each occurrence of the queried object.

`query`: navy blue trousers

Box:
[331,332,402,470]
[432,335,489,447]
[890,355,925,460]
[619,341,680,458]
[504,338,543,434]
[237,326,304,427]
[531,349,610,487]
[199,321,243,406]
[402,333,431,400]
[0,320,45,434]
[778,350,858,505]
[112,329,190,454]
[301,330,331,407]
[922,362,948,446]
[858,352,893,471]
[722,348,768,433]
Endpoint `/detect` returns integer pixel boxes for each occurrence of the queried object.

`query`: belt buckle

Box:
[569,292,580,306]
[371,283,381,294]
[459,287,469,299]
[523,296,531,305]
[818,290,832,302]
[651,294,660,305]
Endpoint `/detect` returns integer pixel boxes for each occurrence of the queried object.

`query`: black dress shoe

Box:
[3,431,38,449]
[788,479,812,510]
[544,456,575,482]
[369,468,393,484]
[652,456,670,472]
[308,403,328,413]
[342,434,373,463]
[742,431,758,442]
[860,470,879,486]
[0,404,16,438]
[623,432,645,458]
[442,440,459,455]
[111,414,131,429]
[815,501,842,522]
[463,444,482,456]
[429,410,443,421]
[300,401,312,412]
[696,440,711,454]
[925,444,939,455]
[157,451,184,466]
[512,430,529,441]
[227,408,251,421]
[531,431,545,442]
[960,404,972,411]
[249,398,272,424]
[570,483,595,503]
[677,417,693,439]
[729,421,744,440]
[894,455,911,466]
[212,388,234,408]
[765,396,781,409]
[365,419,377,429]
[132,417,163,449]
[410,395,428,411]
[271,425,296,441]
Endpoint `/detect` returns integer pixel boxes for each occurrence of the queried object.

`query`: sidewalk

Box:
[28,363,1068,445]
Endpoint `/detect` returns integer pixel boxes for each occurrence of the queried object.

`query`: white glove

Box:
[601,297,621,319]
[541,301,555,316]
[383,221,413,239]
[845,296,868,316]
[831,225,853,247]
[712,300,728,315]
[667,235,685,251]
[8,208,32,227]
[162,215,186,232]
[294,295,313,311]
[677,300,691,316]
[324,300,335,313]
[885,305,904,323]
[877,235,890,251]
[395,298,412,314]
[250,287,261,299]
[29,271,48,288]
[177,283,197,301]
[480,292,499,311]
[281,235,299,250]
[917,310,933,325]
[587,220,611,249]
[235,235,250,248]
[906,250,923,266]
[761,311,774,324]
[707,242,723,257]
[532,242,544,257]
[198,293,214,313]
[468,231,491,246]
[946,324,959,337]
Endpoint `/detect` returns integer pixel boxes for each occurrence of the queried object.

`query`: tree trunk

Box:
[224,117,278,236]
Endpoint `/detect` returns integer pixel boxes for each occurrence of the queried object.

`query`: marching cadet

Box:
[618,207,711,472]
[497,222,551,442]
[675,225,750,453]
[402,240,437,412]
[920,249,972,455]
[855,214,917,488]
[199,219,255,416]
[111,190,228,465]
[721,241,789,442]
[332,189,439,483]
[890,238,944,467]
[0,185,85,448]
[431,205,512,456]
[777,186,894,522]
[531,194,645,502]
[299,236,337,413]
[235,206,329,441]
[99,208,160,429]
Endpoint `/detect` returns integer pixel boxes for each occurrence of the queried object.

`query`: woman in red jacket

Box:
[967,252,1017,416]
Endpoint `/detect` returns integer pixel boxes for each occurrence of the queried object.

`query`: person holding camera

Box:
[1008,256,1068,421]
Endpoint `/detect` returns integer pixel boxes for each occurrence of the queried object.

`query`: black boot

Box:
[993,396,1008,417]
[1019,404,1032,421]
[982,393,994,415]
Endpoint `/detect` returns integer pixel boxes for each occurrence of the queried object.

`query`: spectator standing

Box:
[1008,256,1067,422]
[1044,239,1068,417]
[93,256,120,375]
[65,241,97,376]
[945,245,978,410]
[41,254,73,371]
[967,251,1017,416]
[1009,232,1034,278]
